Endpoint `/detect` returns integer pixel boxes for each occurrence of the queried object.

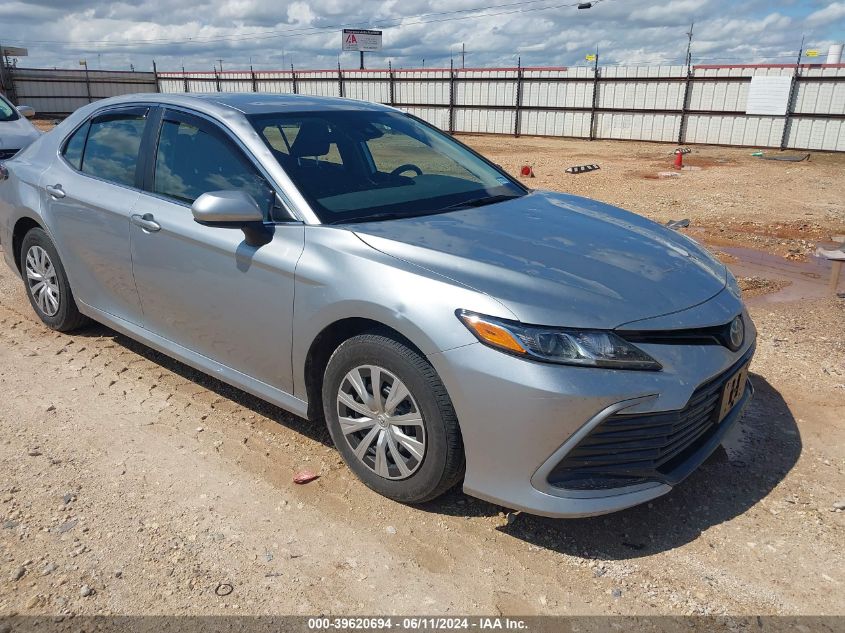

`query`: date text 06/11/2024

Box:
[307,617,529,630]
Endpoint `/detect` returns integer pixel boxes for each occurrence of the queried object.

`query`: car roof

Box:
[93,92,395,117]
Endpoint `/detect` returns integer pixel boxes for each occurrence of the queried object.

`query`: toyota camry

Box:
[0,93,755,517]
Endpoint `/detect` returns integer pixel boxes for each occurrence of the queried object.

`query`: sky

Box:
[0,0,843,72]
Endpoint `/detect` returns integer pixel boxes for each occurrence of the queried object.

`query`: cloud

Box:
[0,0,843,71]
[805,2,845,27]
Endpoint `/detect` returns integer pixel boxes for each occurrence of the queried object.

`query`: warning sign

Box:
[342,29,382,52]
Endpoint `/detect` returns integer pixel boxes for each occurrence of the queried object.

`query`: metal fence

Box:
[4,63,845,151]
[4,67,158,116]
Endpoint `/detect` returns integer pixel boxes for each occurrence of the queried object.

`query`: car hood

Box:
[0,117,41,152]
[349,191,727,329]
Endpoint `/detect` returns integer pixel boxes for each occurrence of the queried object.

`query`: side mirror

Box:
[192,190,264,225]
[17,105,35,118]
[192,190,271,247]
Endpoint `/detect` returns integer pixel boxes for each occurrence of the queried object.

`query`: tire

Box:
[322,332,465,504]
[19,228,88,332]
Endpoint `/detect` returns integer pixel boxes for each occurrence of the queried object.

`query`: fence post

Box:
[152,60,160,93]
[83,62,92,104]
[780,38,804,151]
[291,64,298,94]
[214,68,221,92]
[337,62,344,98]
[677,23,693,145]
[588,53,599,140]
[388,61,395,106]
[514,59,523,138]
[677,65,692,145]
[251,65,258,92]
[448,59,455,134]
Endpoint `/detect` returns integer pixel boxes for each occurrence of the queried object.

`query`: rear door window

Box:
[80,110,148,187]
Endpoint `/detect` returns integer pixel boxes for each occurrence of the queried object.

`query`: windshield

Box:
[0,95,19,122]
[249,110,526,223]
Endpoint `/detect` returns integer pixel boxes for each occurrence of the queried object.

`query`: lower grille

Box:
[0,149,20,160]
[548,347,754,491]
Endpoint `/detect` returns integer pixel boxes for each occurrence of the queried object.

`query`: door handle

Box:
[45,184,65,199]
[131,213,161,233]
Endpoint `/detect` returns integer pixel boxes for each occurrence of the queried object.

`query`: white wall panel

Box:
[454,108,515,134]
[519,110,590,137]
[10,64,844,150]
[255,74,295,93]
[455,70,516,107]
[596,112,679,141]
[296,72,340,97]
[684,114,785,147]
[786,117,844,150]
[342,71,390,103]
[399,106,449,130]
[394,71,450,105]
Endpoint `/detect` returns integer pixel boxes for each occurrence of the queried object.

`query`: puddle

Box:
[717,245,835,304]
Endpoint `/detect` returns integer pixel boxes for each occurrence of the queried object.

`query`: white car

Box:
[0,93,40,160]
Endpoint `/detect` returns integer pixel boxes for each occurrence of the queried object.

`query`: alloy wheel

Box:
[336,364,426,480]
[25,245,60,317]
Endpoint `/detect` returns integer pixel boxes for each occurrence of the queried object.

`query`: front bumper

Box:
[428,311,756,518]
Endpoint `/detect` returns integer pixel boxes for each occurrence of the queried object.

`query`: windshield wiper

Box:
[438,193,521,211]
[327,194,522,225]
[328,211,418,225]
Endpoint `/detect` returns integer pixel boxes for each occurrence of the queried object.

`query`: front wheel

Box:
[322,333,465,504]
[19,228,88,332]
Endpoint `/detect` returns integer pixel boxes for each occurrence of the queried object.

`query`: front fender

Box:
[291,226,515,401]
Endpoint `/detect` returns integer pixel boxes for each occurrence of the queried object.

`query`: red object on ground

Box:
[293,469,319,484]
[520,165,535,177]
[673,151,683,170]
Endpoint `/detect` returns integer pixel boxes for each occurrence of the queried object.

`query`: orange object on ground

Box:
[673,151,683,169]
[520,165,535,177]
[293,469,319,484]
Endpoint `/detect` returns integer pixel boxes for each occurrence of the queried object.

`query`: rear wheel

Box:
[322,333,465,504]
[20,228,88,332]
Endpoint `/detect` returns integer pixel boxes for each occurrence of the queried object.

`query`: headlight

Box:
[725,269,741,299]
[457,310,662,370]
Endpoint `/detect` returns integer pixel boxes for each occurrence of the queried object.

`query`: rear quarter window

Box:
[80,113,147,187]
[62,122,90,171]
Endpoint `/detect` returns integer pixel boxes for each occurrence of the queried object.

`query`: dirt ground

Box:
[0,135,844,618]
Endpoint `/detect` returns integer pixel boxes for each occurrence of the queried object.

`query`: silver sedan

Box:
[0,93,755,517]
[0,93,40,160]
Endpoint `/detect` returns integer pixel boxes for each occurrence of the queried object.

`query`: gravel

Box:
[0,137,842,617]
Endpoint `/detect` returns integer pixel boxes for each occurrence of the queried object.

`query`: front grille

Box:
[0,149,20,160]
[618,318,739,349]
[548,347,754,491]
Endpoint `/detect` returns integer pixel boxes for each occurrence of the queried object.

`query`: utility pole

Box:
[684,22,694,70]
[678,22,694,145]
[780,35,804,150]
[588,47,599,140]
[462,43,466,68]
[217,58,224,72]
[360,51,364,70]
